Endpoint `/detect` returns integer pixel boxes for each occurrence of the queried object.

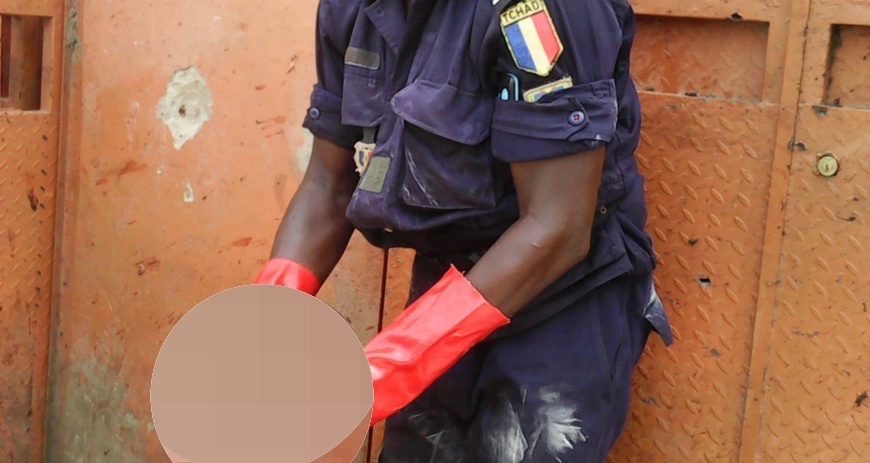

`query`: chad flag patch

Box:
[500,0,564,77]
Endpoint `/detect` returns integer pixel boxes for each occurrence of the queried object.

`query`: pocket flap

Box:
[492,79,618,143]
[391,80,493,145]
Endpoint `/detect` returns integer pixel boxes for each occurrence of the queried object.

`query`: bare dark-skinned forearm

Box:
[269,137,359,283]
[465,146,606,317]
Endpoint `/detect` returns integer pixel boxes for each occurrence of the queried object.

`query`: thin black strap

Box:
[362,126,378,144]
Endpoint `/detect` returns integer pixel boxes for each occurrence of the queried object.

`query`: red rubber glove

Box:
[253,258,321,295]
[364,265,510,426]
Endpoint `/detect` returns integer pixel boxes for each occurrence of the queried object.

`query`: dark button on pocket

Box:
[569,110,586,126]
[492,79,618,143]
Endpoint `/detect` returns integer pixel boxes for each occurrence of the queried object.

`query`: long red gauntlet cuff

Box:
[253,258,321,295]
[364,265,510,426]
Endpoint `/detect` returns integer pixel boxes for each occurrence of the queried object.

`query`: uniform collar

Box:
[365,0,407,52]
[365,0,440,53]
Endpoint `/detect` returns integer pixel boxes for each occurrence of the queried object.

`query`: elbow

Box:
[560,227,592,265]
[533,220,592,267]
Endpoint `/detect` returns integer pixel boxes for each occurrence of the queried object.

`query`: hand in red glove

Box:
[364,265,510,425]
[254,258,321,295]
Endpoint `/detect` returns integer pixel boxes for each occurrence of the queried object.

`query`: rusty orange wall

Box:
[45,1,382,462]
[0,0,861,462]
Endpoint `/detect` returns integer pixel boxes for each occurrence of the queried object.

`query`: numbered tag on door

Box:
[353,141,376,175]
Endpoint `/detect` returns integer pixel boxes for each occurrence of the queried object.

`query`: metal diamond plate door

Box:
[754,2,870,462]
[608,1,800,460]
[0,1,63,463]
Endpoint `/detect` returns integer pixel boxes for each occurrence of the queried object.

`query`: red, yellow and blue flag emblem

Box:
[500,0,564,77]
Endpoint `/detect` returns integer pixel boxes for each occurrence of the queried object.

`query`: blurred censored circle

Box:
[150,285,373,463]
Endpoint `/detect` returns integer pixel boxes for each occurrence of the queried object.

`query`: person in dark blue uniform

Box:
[254,0,674,461]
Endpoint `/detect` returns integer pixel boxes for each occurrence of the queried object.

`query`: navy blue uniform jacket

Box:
[302,0,672,342]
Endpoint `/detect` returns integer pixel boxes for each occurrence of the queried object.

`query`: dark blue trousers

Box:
[377,255,655,463]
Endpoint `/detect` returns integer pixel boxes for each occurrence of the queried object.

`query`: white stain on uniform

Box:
[519,389,589,462]
[408,412,466,463]
[534,390,588,460]
[484,394,528,463]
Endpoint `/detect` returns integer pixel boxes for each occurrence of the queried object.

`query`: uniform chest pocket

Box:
[391,80,497,211]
